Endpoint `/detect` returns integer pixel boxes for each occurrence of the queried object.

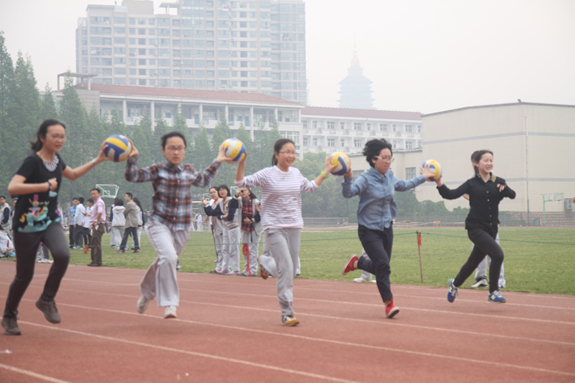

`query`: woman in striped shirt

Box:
[235,138,336,326]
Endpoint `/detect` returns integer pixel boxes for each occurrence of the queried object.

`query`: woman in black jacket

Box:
[435,150,516,304]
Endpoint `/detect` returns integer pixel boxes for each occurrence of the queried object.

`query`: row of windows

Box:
[85,48,285,60]
[87,57,276,69]
[303,120,422,133]
[302,138,420,149]
[85,38,307,51]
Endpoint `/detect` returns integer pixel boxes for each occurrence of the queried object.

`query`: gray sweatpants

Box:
[222,226,240,272]
[214,232,224,272]
[111,227,125,250]
[264,228,301,317]
[241,229,261,274]
[140,218,190,307]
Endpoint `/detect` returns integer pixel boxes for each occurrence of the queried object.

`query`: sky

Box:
[1,0,574,114]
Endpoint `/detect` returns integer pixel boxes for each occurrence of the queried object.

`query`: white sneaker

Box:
[471,278,488,288]
[164,305,177,319]
[137,295,149,314]
[354,276,376,283]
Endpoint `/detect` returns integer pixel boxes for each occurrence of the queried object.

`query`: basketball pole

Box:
[416,231,423,283]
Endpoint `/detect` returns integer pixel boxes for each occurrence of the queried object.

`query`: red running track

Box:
[0,261,574,383]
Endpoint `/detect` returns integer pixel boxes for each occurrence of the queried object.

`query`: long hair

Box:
[472,150,493,176]
[271,138,295,166]
[363,139,392,167]
[114,197,124,206]
[30,119,66,152]
[218,184,230,199]
[133,197,143,211]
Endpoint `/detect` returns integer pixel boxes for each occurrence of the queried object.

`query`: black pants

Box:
[74,226,89,248]
[357,224,394,303]
[69,225,75,247]
[454,228,504,293]
[4,222,70,318]
[120,226,139,250]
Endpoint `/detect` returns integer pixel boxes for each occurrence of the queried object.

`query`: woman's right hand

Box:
[202,198,209,206]
[127,138,139,158]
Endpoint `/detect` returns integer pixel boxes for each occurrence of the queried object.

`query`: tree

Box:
[190,123,213,170]
[0,32,17,189]
[210,111,235,186]
[150,117,169,165]
[172,106,193,163]
[40,83,58,121]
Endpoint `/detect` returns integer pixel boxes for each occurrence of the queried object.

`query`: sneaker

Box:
[215,269,227,275]
[84,245,89,254]
[354,276,374,283]
[137,295,150,314]
[46,259,54,264]
[488,290,506,303]
[259,266,270,280]
[209,269,218,274]
[164,305,177,319]
[176,265,181,271]
[117,249,125,254]
[447,279,459,303]
[35,299,61,324]
[471,278,488,288]
[342,254,358,275]
[282,315,300,326]
[226,271,238,275]
[385,299,400,319]
[133,249,140,253]
[110,245,115,248]
[1,316,21,336]
[213,258,218,263]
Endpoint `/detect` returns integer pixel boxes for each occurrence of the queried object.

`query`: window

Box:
[406,141,413,149]
[340,122,345,130]
[303,137,308,146]
[406,167,416,180]
[417,125,421,133]
[302,120,307,128]
[406,125,413,133]
[380,123,387,132]
[313,137,318,147]
[393,124,397,132]
[327,121,334,130]
[354,122,361,131]
[312,121,317,129]
[354,139,362,148]
[340,139,345,147]
[327,138,335,147]
[366,123,371,131]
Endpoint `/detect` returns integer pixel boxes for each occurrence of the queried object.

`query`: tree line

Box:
[0,31,465,220]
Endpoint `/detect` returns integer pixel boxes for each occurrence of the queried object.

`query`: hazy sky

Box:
[1,0,574,114]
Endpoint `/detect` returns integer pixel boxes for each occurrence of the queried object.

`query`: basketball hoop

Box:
[96,184,119,199]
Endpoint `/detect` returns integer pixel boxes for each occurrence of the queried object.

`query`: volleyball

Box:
[104,135,132,162]
[421,159,442,180]
[330,152,351,176]
[222,138,246,163]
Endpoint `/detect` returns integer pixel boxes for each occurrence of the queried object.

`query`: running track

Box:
[0,261,574,383]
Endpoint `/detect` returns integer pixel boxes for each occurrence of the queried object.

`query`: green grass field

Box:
[6,227,574,295]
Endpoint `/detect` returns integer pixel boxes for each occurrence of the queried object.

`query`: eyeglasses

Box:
[374,156,394,163]
[47,134,66,141]
[279,151,297,156]
[166,146,186,153]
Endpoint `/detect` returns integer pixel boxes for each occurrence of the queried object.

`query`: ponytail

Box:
[30,119,66,151]
[271,138,295,166]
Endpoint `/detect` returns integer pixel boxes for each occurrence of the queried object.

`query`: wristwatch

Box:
[47,180,52,191]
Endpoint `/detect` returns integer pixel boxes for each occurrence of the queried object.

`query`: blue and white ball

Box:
[330,152,351,176]
[421,159,442,180]
[223,138,246,163]
[104,135,132,162]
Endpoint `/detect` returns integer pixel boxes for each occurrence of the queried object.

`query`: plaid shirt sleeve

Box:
[188,160,221,188]
[125,156,158,183]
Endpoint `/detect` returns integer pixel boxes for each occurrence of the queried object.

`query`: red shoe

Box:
[385,299,400,319]
[342,254,358,275]
[84,245,89,254]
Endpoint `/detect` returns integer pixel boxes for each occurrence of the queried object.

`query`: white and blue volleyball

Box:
[223,138,246,163]
[421,159,442,180]
[104,135,132,162]
[330,152,351,176]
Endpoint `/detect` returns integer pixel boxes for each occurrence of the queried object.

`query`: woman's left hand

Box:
[95,141,110,164]
[421,163,435,181]
[243,218,251,224]
[496,183,506,192]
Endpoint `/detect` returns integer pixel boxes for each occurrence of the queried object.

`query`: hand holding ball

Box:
[104,135,132,162]
[330,152,351,176]
[222,138,246,164]
[421,159,442,181]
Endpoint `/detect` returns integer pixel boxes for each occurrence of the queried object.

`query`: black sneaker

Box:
[1,316,21,336]
[35,299,61,324]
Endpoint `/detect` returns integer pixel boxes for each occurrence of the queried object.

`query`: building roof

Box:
[76,84,302,106]
[422,102,575,117]
[301,106,422,121]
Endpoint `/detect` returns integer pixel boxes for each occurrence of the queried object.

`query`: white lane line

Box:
[18,321,360,383]
[5,279,574,326]
[0,363,72,383]
[18,305,575,378]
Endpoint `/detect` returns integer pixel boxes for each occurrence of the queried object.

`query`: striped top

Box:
[236,166,318,229]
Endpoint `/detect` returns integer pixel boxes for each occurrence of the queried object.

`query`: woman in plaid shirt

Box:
[126,131,229,319]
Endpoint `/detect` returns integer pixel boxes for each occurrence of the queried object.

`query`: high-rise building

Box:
[76,0,307,104]
[338,49,374,109]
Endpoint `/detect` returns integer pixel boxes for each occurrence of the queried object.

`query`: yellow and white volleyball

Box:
[421,159,442,180]
[222,138,246,163]
[104,135,132,162]
[330,152,351,176]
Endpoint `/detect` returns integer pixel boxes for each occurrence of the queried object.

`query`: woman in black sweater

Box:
[435,150,516,303]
